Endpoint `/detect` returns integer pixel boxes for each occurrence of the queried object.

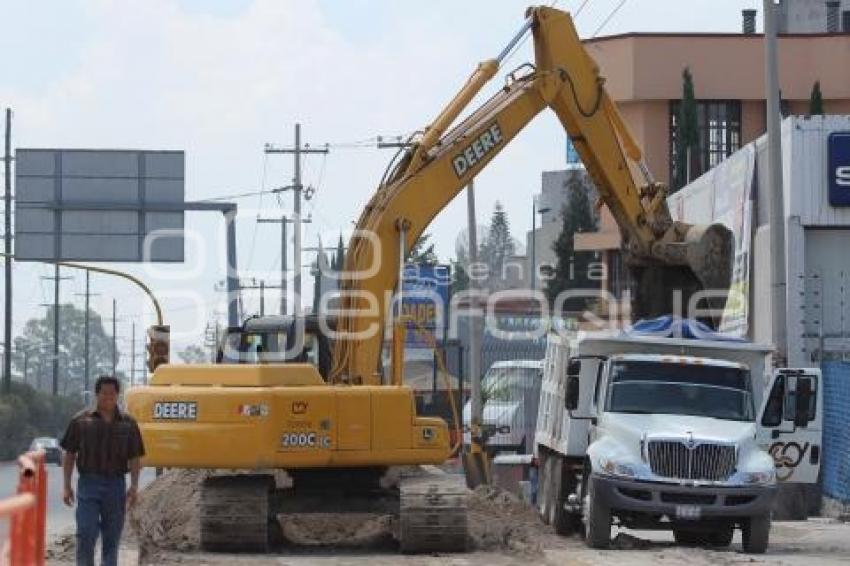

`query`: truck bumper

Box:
[592,475,776,518]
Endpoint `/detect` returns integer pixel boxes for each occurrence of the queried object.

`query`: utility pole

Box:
[216,279,284,318]
[40,266,71,395]
[257,216,312,316]
[466,180,482,445]
[111,299,117,376]
[130,323,135,388]
[3,108,12,395]
[257,216,291,315]
[74,270,99,394]
[764,0,787,363]
[265,124,329,316]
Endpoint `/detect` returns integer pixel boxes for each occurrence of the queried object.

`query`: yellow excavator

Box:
[126,6,732,553]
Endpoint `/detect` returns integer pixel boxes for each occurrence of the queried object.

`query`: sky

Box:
[0,0,762,378]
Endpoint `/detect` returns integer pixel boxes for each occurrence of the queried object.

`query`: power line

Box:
[591,0,627,38]
[244,153,270,274]
[574,0,591,18]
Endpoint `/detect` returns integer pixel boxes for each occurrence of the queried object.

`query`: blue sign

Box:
[566,137,581,167]
[828,132,850,207]
[402,264,450,347]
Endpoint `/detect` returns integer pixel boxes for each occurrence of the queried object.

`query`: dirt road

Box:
[45,469,850,565]
[47,519,850,565]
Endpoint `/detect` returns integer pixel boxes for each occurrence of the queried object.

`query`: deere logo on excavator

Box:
[452,122,503,178]
[291,401,308,415]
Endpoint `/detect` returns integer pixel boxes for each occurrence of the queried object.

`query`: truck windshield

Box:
[605,360,754,421]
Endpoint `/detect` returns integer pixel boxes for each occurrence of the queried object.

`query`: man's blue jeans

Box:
[76,473,126,566]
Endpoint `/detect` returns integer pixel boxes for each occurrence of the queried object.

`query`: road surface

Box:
[44,517,850,565]
[1,461,156,540]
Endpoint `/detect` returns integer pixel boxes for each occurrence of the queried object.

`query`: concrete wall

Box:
[588,33,850,102]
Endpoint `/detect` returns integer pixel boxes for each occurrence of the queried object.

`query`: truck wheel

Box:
[582,476,611,549]
[742,514,770,554]
[550,459,580,536]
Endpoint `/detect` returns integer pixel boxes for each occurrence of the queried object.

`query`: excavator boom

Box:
[332,6,733,384]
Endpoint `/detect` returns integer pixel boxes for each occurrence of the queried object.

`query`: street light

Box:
[530,196,551,293]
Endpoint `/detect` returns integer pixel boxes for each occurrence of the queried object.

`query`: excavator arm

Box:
[331,6,732,384]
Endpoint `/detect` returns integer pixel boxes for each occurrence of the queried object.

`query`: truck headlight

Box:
[741,470,775,485]
[599,457,636,479]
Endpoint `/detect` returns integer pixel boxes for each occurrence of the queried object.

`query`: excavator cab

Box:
[217,315,335,379]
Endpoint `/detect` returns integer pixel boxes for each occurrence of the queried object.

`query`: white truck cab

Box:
[534,330,822,553]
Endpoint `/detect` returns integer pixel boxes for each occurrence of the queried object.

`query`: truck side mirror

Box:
[565,375,580,411]
[794,378,813,428]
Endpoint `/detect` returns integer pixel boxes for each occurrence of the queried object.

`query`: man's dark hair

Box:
[95,375,121,394]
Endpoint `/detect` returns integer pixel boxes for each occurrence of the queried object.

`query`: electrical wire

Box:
[199,189,274,202]
[574,0,591,18]
[244,153,270,273]
[591,0,627,37]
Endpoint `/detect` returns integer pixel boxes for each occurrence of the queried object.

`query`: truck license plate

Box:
[675,505,701,520]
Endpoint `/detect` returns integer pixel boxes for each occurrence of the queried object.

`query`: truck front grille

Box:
[647,440,736,481]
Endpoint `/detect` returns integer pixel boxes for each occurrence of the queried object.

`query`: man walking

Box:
[60,376,145,566]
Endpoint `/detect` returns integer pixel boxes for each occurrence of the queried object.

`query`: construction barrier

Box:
[0,451,47,566]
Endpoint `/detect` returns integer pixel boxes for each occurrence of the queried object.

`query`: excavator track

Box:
[398,474,469,553]
[200,474,273,552]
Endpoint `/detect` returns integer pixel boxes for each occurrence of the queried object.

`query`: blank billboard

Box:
[14,149,185,262]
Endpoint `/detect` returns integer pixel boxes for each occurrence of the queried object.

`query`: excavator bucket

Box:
[630,222,735,329]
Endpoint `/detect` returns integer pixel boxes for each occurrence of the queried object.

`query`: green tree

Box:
[479,202,516,290]
[12,304,117,396]
[408,232,438,265]
[809,80,824,116]
[177,345,209,364]
[674,67,700,191]
[545,180,598,310]
[0,382,84,459]
[332,233,345,272]
[450,259,470,295]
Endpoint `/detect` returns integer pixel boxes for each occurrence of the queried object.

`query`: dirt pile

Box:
[467,484,545,555]
[128,469,547,556]
[130,469,207,552]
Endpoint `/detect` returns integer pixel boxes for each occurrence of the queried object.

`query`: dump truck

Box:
[534,318,822,553]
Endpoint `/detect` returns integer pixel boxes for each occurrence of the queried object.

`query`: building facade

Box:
[572,24,850,299]
[777,0,850,33]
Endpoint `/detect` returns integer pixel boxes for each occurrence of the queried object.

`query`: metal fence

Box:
[404,336,547,456]
[822,361,850,503]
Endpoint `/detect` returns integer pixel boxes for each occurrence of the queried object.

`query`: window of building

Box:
[669,100,742,190]
[842,10,850,32]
